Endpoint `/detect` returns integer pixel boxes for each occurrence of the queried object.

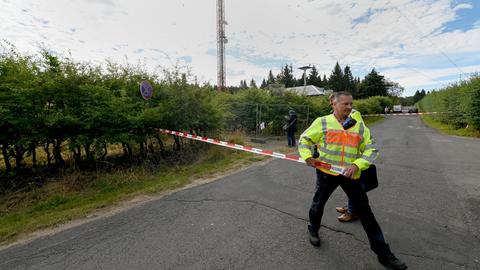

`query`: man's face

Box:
[332,95,353,118]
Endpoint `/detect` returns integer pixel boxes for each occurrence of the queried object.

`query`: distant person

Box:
[284,110,297,147]
[298,91,407,270]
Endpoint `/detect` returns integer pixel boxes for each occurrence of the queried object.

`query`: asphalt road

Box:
[1,116,479,270]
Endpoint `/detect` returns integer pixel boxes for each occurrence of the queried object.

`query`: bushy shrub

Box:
[0,47,226,177]
[417,75,480,129]
[354,96,393,115]
[465,76,480,129]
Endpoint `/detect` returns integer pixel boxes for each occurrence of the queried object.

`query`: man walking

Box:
[298,91,407,270]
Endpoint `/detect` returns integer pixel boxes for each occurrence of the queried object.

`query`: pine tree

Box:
[307,65,320,86]
[279,64,295,87]
[239,80,248,89]
[328,62,344,92]
[297,73,305,86]
[343,65,355,94]
[353,76,362,98]
[412,90,421,103]
[267,70,275,84]
[260,79,267,89]
[360,68,388,97]
[249,79,257,88]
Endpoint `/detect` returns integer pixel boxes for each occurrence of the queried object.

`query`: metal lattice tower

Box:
[217,0,227,91]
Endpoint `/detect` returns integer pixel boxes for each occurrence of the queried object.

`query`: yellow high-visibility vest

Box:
[298,113,377,179]
[351,109,363,123]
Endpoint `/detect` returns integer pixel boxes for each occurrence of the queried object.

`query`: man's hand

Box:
[343,164,359,179]
[305,157,317,168]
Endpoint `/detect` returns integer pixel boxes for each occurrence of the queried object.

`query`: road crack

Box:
[168,197,478,268]
[166,197,368,244]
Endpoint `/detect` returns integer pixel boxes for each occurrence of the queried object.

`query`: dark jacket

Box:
[287,114,297,132]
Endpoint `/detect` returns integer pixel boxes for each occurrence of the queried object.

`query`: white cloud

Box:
[1,0,479,95]
[383,63,480,89]
[474,19,480,29]
[453,3,473,11]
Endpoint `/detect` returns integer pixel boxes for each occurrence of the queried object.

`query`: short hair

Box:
[332,91,352,103]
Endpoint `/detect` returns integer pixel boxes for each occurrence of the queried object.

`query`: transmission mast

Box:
[217,0,227,91]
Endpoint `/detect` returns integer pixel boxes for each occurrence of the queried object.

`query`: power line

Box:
[392,6,464,79]
[399,65,436,82]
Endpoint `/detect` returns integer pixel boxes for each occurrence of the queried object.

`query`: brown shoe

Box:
[335,206,348,214]
[337,213,359,222]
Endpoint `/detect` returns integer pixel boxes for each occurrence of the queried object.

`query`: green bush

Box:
[465,77,480,129]
[354,96,393,114]
[0,46,226,180]
[417,76,480,130]
[0,44,405,183]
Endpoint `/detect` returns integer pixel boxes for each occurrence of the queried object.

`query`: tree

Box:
[318,75,323,87]
[267,70,275,85]
[239,80,248,89]
[412,90,421,102]
[297,73,305,87]
[360,68,388,97]
[386,80,404,97]
[260,79,267,89]
[278,64,296,87]
[0,50,40,170]
[466,79,480,129]
[307,65,321,87]
[249,79,257,89]
[343,65,355,94]
[0,43,231,182]
[411,89,426,103]
[328,62,344,92]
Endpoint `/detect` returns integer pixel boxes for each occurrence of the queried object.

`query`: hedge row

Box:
[0,49,224,175]
[417,76,480,129]
[0,47,395,180]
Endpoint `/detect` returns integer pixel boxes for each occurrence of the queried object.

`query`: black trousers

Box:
[308,170,393,257]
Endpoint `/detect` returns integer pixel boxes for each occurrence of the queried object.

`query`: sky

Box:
[1,0,479,96]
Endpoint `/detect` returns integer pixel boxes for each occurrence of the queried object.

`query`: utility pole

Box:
[217,0,227,91]
[298,65,312,91]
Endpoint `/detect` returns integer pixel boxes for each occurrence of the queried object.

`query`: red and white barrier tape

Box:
[157,129,345,175]
[363,112,446,117]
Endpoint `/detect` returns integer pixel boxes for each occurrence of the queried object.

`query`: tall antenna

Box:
[217,0,227,91]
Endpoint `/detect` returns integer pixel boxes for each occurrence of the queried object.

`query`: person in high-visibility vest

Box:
[334,108,365,221]
[298,91,407,270]
[327,94,366,222]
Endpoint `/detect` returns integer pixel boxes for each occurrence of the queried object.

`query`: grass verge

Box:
[0,146,266,245]
[421,115,480,138]
[363,116,384,126]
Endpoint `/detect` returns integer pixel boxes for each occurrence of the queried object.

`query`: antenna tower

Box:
[217,0,227,91]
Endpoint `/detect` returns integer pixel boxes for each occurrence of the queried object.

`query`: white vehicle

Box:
[393,105,402,112]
